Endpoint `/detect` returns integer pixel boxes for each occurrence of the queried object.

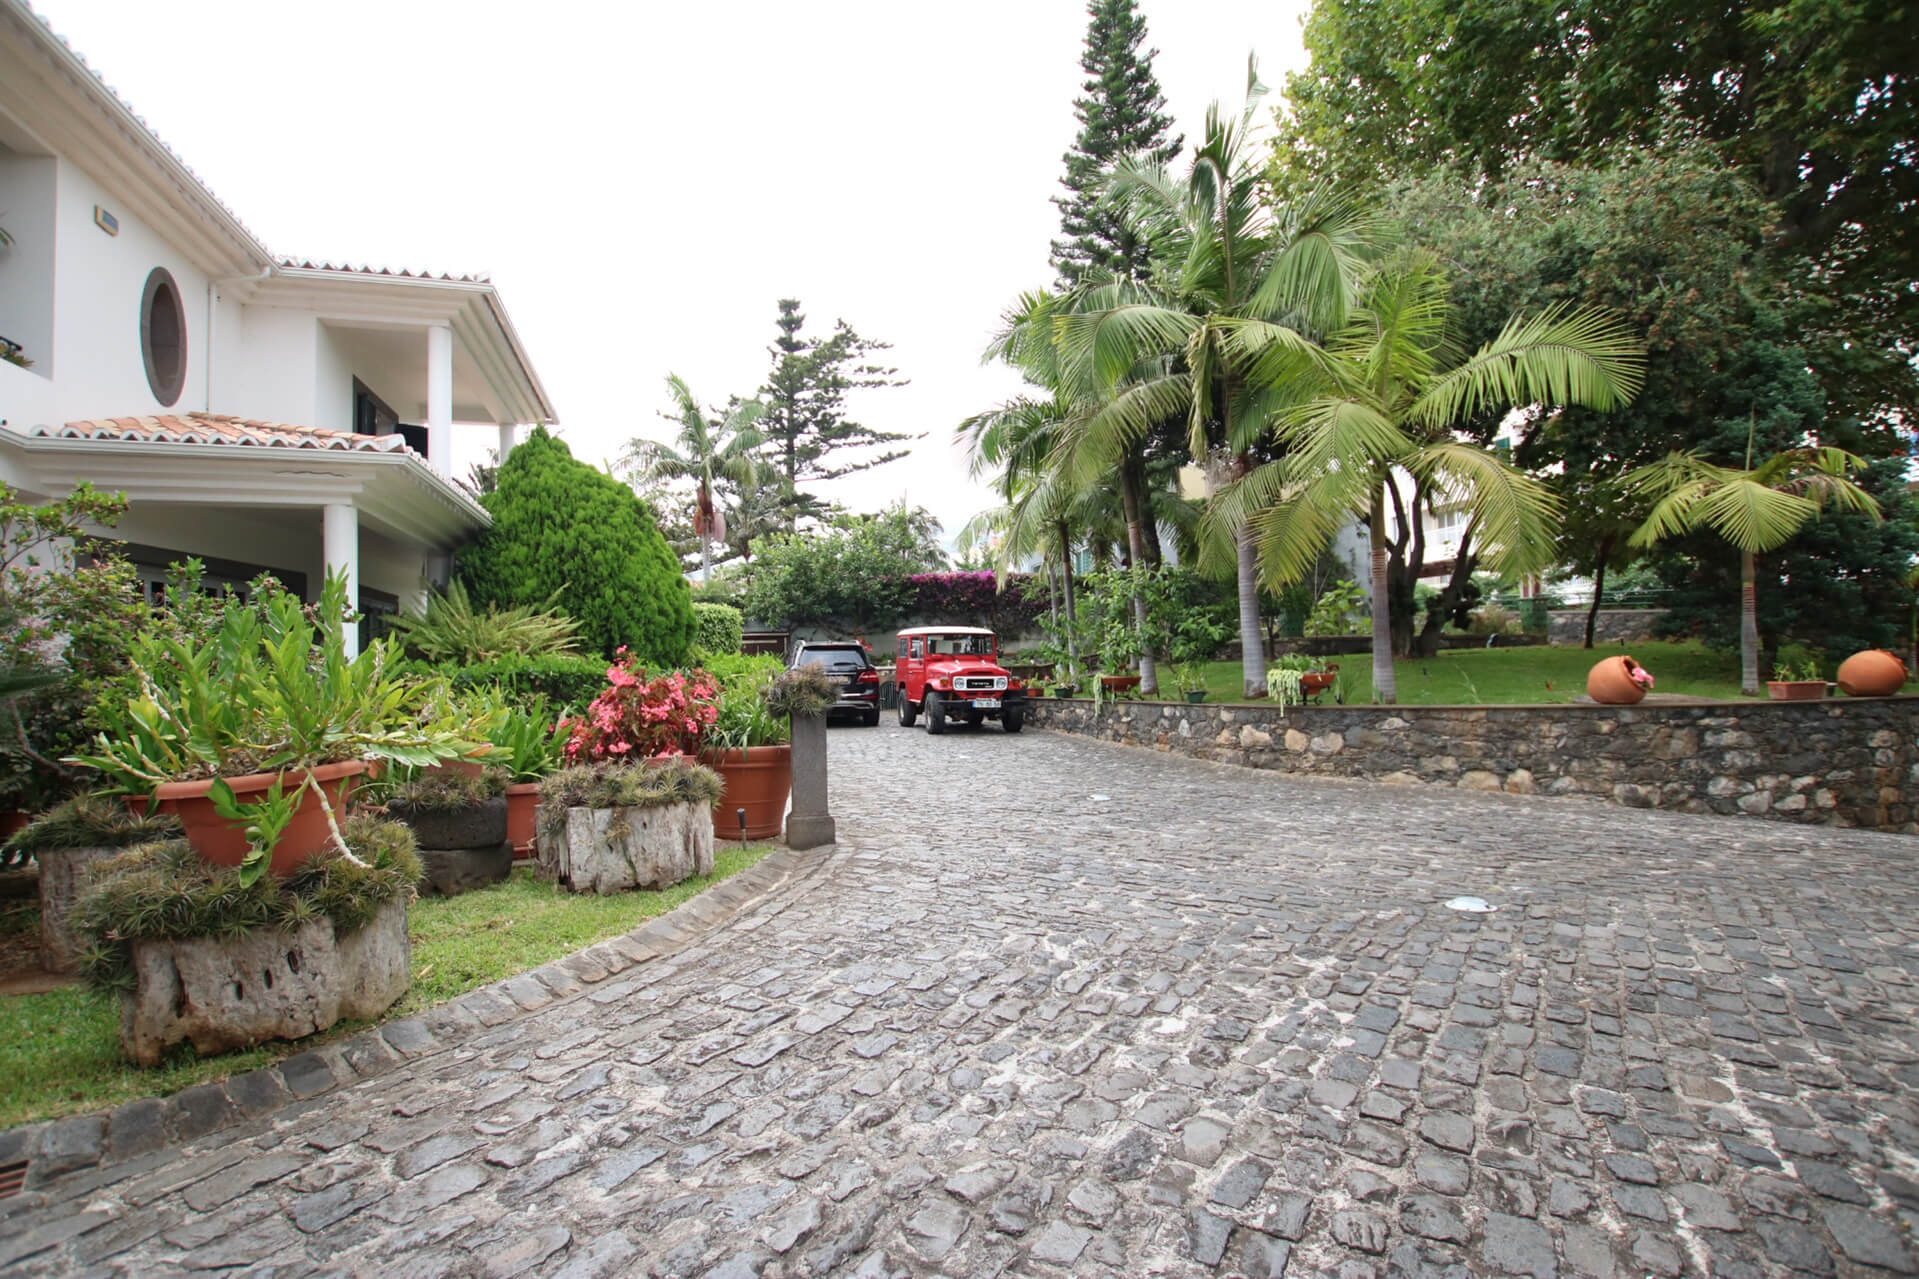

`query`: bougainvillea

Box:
[907,573,1048,634]
[559,651,719,762]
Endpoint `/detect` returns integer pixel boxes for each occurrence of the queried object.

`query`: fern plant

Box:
[384,581,581,666]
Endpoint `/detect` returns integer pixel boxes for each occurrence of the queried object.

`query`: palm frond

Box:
[1412,304,1645,430]
[1409,442,1563,577]
[1055,303,1200,393]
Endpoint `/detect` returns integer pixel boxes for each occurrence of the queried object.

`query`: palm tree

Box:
[1049,66,1379,698]
[1624,438,1881,694]
[627,375,764,583]
[1223,252,1644,703]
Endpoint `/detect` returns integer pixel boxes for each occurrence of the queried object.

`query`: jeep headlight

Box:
[932,677,950,689]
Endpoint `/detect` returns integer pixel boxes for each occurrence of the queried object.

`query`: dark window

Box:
[353,379,399,437]
[140,268,187,405]
[358,588,399,651]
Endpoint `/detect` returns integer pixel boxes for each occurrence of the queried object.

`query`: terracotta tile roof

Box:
[34,413,411,454]
[277,258,490,285]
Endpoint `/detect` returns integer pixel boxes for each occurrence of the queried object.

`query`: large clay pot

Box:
[1587,655,1649,705]
[505,782,540,857]
[155,760,367,876]
[1838,649,1907,697]
[703,744,792,841]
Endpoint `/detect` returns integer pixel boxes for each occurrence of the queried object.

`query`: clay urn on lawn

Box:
[1837,649,1908,698]
[1586,655,1651,705]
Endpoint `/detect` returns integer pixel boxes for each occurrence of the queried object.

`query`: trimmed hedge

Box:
[444,654,609,712]
[692,603,744,655]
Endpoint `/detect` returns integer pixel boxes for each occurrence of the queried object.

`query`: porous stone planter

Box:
[418,841,515,896]
[538,801,714,895]
[119,898,409,1067]
[36,845,115,973]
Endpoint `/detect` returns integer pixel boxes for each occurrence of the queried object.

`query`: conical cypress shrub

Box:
[459,427,693,666]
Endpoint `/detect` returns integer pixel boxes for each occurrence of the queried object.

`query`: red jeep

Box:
[894,626,1027,734]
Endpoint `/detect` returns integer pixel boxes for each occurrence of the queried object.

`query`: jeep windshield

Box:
[927,635,994,657]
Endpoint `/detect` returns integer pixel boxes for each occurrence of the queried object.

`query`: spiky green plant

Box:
[383,581,581,666]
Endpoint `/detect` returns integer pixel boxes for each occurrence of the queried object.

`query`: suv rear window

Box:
[796,645,870,671]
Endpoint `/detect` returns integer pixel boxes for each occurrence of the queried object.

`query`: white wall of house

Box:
[47,160,213,421]
[313,322,354,435]
[0,148,56,374]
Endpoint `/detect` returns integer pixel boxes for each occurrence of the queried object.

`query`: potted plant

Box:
[1767,658,1829,701]
[1174,664,1209,704]
[488,694,566,857]
[1265,655,1340,712]
[72,572,492,884]
[1586,654,1655,705]
[697,652,792,841]
[536,651,723,893]
[71,813,419,1065]
[767,665,838,849]
[11,790,181,972]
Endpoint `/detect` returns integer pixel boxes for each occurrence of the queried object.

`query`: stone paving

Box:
[7,722,1919,1276]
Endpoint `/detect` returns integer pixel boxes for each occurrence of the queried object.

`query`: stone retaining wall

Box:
[1546,608,1670,646]
[1026,694,1919,832]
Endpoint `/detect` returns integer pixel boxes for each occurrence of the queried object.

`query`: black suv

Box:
[789,641,882,725]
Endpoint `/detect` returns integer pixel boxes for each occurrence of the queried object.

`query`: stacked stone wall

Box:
[1546,608,1669,645]
[1026,695,1919,831]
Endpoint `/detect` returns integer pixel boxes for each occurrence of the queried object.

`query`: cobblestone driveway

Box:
[12,722,1919,1277]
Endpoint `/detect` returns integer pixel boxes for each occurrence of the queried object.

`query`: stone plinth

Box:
[388,797,507,850]
[417,840,514,896]
[785,713,835,850]
[538,801,713,894]
[37,845,115,973]
[119,898,410,1066]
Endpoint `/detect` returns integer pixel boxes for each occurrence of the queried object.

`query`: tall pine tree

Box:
[1050,0,1183,286]
[757,298,912,530]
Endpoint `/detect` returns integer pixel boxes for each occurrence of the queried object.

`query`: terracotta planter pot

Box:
[156,760,368,877]
[1586,655,1650,705]
[702,744,792,841]
[505,782,540,858]
[1099,674,1142,692]
[1838,649,1907,697]
[1767,680,1828,701]
[424,755,488,780]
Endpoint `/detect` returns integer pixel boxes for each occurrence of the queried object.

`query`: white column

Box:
[427,324,453,477]
[497,421,517,465]
[323,502,361,659]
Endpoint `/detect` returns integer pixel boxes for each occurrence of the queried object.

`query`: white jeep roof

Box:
[896,626,996,636]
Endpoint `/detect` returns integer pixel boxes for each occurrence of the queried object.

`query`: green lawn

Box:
[1180,640,1748,706]
[0,845,770,1129]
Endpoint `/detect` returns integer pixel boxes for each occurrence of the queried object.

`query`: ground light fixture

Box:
[737,808,747,854]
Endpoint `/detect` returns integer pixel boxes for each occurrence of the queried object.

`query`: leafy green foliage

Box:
[1070,567,1234,670]
[72,817,420,992]
[697,653,788,752]
[1304,580,1370,636]
[692,603,744,655]
[1277,0,1919,428]
[627,374,765,579]
[537,758,725,812]
[74,572,494,793]
[0,482,146,810]
[9,791,181,853]
[742,506,946,630]
[1049,0,1182,286]
[442,654,609,715]
[460,427,694,665]
[757,300,913,528]
[384,581,581,666]
[487,699,566,783]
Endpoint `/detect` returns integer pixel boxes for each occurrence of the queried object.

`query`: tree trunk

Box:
[1119,460,1157,696]
[700,536,711,586]
[1059,521,1079,677]
[1740,548,1761,695]
[1236,526,1266,698]
[1411,545,1477,659]
[1370,484,1396,704]
[1584,548,1610,649]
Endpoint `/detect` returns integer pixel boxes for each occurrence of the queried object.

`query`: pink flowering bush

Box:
[558,649,719,763]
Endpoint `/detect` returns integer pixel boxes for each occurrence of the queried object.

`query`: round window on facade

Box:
[140,267,187,406]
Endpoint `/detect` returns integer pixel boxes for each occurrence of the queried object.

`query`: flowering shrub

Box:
[907,573,1048,633]
[559,650,719,762]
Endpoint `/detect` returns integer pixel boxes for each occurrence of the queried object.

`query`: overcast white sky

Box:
[32,0,1312,540]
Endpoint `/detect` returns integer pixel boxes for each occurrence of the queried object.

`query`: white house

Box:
[0,0,555,652]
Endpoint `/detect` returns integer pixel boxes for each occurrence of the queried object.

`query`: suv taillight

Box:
[855,669,879,684]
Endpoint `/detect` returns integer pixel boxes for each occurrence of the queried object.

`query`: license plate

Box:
[973,697,1001,709]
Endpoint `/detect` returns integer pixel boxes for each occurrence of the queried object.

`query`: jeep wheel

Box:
[897,694,917,728]
[1003,710,1024,733]
[925,692,947,735]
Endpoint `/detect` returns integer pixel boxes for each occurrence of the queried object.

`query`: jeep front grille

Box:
[956,676,1007,692]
